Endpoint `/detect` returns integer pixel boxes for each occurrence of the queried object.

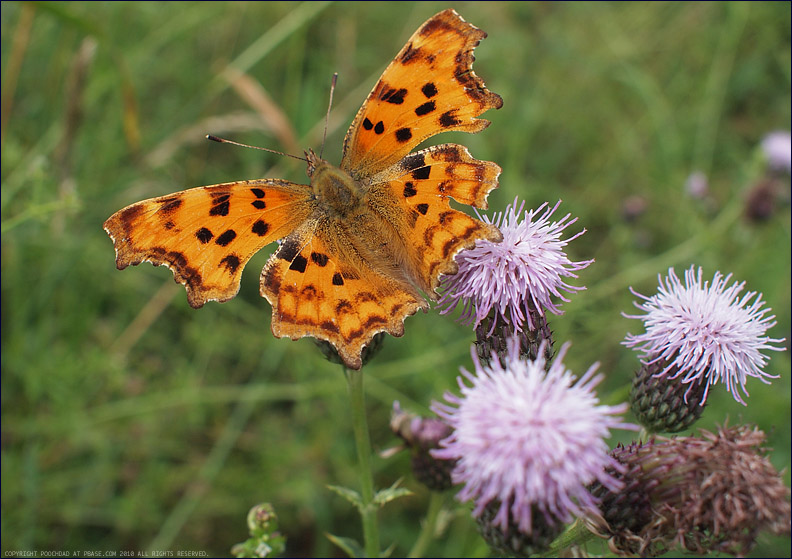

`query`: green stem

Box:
[346,367,380,557]
[543,518,597,556]
[408,491,445,558]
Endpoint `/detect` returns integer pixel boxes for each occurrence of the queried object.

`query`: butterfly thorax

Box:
[307,149,364,218]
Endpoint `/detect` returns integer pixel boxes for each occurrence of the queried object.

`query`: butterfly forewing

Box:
[341,9,503,180]
[104,180,313,308]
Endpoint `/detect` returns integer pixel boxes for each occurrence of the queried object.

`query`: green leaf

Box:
[326,484,363,510]
[379,542,397,558]
[373,479,412,507]
[326,533,364,558]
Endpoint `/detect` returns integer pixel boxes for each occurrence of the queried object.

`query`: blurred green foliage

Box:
[2,1,789,557]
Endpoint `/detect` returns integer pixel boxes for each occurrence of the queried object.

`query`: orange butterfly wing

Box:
[342,8,503,179]
[103,180,313,308]
[260,221,426,370]
[339,8,504,300]
[365,143,502,296]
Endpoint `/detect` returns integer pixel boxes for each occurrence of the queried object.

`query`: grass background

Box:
[2,1,790,557]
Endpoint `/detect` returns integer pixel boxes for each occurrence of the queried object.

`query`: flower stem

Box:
[345,367,380,557]
[408,491,445,558]
[546,518,596,555]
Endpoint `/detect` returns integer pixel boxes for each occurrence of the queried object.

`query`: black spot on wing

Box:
[403,182,417,198]
[219,254,240,274]
[380,87,407,104]
[363,118,374,130]
[252,220,269,236]
[435,144,464,162]
[278,239,300,262]
[418,16,452,38]
[196,227,213,244]
[412,166,430,180]
[395,128,412,143]
[421,82,438,98]
[289,254,308,273]
[417,203,429,215]
[362,315,387,329]
[210,193,230,216]
[159,197,182,214]
[155,248,187,268]
[423,225,438,247]
[215,229,237,246]
[439,110,462,128]
[355,292,377,304]
[117,205,143,229]
[252,200,266,210]
[401,153,426,171]
[250,188,266,198]
[332,273,344,286]
[414,101,436,116]
[151,248,203,292]
[310,252,329,266]
[400,43,422,64]
[374,121,385,135]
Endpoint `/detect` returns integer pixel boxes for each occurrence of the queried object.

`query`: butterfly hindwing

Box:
[260,224,426,369]
[371,143,501,208]
[366,144,503,295]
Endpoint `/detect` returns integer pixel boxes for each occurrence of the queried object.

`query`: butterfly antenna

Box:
[319,73,338,160]
[206,135,307,163]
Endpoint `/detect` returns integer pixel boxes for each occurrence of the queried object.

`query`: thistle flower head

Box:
[684,171,709,199]
[623,266,785,405]
[761,130,792,173]
[438,198,593,333]
[431,339,635,535]
[390,402,455,491]
[591,424,791,557]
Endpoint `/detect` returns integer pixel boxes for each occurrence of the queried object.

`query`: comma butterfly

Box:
[104,9,503,369]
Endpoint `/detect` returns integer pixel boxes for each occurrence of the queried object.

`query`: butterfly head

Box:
[305,148,322,178]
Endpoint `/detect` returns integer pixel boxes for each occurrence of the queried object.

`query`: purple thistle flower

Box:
[438,198,593,333]
[431,339,635,534]
[684,171,709,200]
[623,266,785,406]
[390,402,455,491]
[761,131,791,173]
